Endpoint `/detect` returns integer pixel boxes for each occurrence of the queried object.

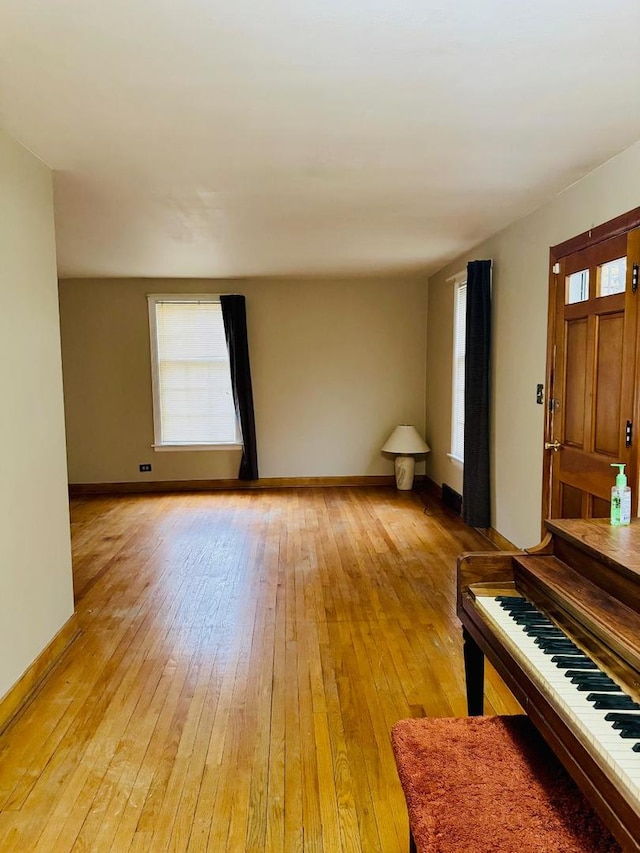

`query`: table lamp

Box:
[381,425,431,490]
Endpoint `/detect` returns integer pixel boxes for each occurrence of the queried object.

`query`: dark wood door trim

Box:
[542,266,559,530]
[550,206,640,262]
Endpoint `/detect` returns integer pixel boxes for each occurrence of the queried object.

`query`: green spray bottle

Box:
[610,463,631,526]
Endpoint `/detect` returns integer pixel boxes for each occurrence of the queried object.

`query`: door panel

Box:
[560,483,583,518]
[591,496,611,518]
[547,229,640,519]
[564,319,587,447]
[594,312,624,456]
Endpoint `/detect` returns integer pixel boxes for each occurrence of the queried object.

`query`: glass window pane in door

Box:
[566,270,589,304]
[597,257,626,297]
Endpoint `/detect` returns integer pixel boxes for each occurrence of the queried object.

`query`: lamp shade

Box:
[381,425,430,455]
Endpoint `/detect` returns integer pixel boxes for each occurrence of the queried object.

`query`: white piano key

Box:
[475,595,640,806]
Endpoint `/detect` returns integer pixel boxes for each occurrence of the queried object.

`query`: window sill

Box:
[447,452,464,464]
[153,443,243,452]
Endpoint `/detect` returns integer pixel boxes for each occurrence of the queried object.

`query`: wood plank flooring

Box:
[0,487,519,851]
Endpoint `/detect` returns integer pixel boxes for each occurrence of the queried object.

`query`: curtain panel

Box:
[220,295,259,481]
[462,260,491,528]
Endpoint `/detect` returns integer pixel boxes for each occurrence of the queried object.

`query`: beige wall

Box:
[0,129,74,698]
[59,275,428,483]
[426,138,640,549]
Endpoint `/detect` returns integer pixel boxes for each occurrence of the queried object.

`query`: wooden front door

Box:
[545,227,640,520]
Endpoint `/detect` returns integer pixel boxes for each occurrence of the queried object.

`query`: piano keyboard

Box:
[474,594,640,809]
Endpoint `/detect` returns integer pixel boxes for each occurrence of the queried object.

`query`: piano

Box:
[457,516,640,852]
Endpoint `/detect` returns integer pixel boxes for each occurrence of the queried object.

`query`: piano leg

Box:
[463,627,484,715]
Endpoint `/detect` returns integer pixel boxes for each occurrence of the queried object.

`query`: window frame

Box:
[450,274,467,463]
[147,294,242,452]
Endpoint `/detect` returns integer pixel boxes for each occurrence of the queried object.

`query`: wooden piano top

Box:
[545,517,640,580]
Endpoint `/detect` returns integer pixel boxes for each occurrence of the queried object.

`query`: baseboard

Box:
[483,527,518,551]
[68,474,425,497]
[441,483,463,515]
[420,476,442,499]
[0,613,80,736]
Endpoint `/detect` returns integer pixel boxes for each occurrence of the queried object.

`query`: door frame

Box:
[542,206,640,530]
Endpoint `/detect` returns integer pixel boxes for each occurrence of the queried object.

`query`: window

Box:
[565,269,589,304]
[451,279,467,461]
[147,295,241,449]
[597,257,626,297]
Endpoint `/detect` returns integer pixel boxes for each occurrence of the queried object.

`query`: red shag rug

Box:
[391,715,621,853]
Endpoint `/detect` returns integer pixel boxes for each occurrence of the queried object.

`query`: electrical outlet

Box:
[139,463,152,472]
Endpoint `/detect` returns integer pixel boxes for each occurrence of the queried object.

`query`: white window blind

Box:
[148,297,240,448]
[451,281,467,461]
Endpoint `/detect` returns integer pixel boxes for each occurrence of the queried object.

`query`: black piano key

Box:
[508,607,546,615]
[518,613,551,621]
[511,613,547,623]
[604,712,640,723]
[614,727,640,738]
[511,609,547,615]
[501,605,539,615]
[611,719,640,731]
[534,635,569,646]
[586,693,640,711]
[567,674,620,690]
[532,633,571,643]
[571,675,616,685]
[524,625,560,632]
[505,613,538,620]
[633,743,640,753]
[511,609,546,615]
[500,604,544,619]
[565,670,607,679]
[551,655,598,669]
[535,638,581,653]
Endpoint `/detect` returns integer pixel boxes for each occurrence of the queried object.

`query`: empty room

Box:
[1,1,640,851]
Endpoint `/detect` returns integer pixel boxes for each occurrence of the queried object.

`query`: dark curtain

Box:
[462,260,491,528]
[220,295,259,480]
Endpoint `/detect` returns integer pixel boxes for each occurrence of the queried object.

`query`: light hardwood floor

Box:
[0,487,519,852]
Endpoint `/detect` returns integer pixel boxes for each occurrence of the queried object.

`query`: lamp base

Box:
[394,455,415,490]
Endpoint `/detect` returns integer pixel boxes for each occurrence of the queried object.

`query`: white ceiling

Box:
[2,0,640,279]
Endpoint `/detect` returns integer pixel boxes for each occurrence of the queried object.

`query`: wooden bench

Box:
[391,715,621,853]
